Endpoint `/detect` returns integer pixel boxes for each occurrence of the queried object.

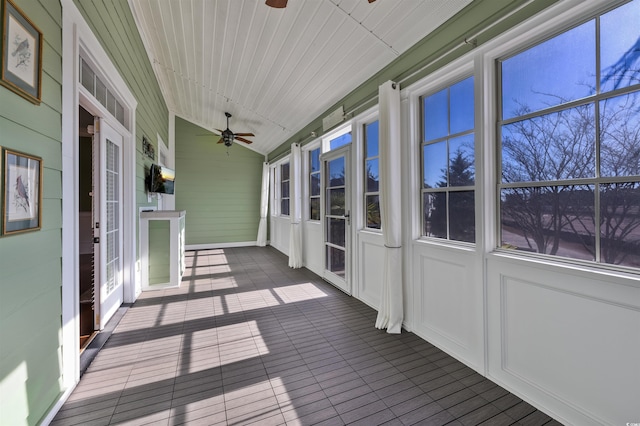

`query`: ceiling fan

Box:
[216,112,254,147]
[266,0,375,8]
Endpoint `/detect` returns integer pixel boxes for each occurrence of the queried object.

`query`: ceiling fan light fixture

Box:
[265,0,287,8]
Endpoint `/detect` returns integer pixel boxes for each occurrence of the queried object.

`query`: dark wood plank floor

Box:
[52,247,562,426]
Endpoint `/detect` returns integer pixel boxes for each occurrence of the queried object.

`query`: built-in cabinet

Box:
[140,210,186,290]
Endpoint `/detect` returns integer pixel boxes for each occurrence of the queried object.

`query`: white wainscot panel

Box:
[487,256,640,426]
[357,231,385,309]
[412,243,483,371]
[270,216,290,255]
[303,221,323,276]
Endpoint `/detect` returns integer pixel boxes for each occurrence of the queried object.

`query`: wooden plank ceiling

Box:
[129,0,472,155]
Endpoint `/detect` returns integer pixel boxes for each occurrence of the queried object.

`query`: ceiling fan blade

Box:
[368,0,376,3]
[234,132,255,137]
[235,136,253,144]
[216,137,224,144]
[265,0,287,7]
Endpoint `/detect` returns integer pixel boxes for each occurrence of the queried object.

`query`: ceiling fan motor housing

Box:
[222,128,234,146]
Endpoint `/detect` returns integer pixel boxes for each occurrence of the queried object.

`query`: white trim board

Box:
[186,241,261,251]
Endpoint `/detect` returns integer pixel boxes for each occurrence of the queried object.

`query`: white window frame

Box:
[420,74,476,244]
[482,0,640,272]
[303,140,322,222]
[280,161,291,217]
[406,60,478,248]
[322,122,352,152]
[270,156,290,217]
[362,117,382,231]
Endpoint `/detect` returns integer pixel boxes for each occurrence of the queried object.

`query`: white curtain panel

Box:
[288,144,303,268]
[375,80,404,334]
[257,162,270,247]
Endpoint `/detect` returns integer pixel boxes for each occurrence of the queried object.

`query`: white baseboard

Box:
[40,385,76,425]
[185,241,263,250]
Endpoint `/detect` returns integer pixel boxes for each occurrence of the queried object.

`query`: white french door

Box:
[93,118,124,329]
[322,146,351,294]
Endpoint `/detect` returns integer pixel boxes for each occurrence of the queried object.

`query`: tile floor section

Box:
[52,247,563,426]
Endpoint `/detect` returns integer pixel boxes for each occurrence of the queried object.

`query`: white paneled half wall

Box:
[486,254,640,425]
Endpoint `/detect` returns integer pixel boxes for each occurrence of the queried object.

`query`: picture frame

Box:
[0,0,43,105]
[2,148,42,235]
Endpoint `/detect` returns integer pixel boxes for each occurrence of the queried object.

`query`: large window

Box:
[421,76,475,242]
[364,121,381,229]
[280,162,290,216]
[309,148,321,220]
[498,0,640,268]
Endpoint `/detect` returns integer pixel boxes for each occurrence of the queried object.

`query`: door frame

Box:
[60,0,138,395]
[93,118,126,329]
[321,145,352,294]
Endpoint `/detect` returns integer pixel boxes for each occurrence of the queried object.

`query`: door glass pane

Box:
[326,246,345,278]
[105,139,120,296]
[327,188,345,215]
[327,157,345,186]
[327,218,346,248]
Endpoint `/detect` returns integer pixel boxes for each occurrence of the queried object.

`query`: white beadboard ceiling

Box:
[129,0,472,155]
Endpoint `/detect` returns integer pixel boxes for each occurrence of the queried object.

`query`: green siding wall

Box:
[175,117,264,245]
[148,220,170,285]
[73,0,169,222]
[0,0,63,425]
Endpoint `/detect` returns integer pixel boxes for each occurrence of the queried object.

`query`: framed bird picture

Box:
[2,149,42,235]
[0,0,43,104]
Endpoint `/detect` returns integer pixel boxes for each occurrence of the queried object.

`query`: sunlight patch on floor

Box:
[273,282,329,303]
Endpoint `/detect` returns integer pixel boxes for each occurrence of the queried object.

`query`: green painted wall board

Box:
[148,220,170,285]
[0,0,63,424]
[175,117,264,245]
